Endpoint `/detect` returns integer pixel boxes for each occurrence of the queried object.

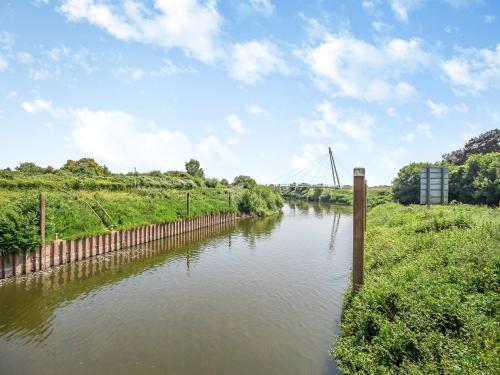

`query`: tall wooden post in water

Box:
[39,192,46,270]
[353,167,365,292]
[186,192,190,217]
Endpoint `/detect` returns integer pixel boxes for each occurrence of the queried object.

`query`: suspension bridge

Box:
[270,147,345,189]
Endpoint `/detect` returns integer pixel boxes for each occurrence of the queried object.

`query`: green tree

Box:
[185,159,204,177]
[449,152,499,205]
[233,175,257,188]
[15,162,45,175]
[61,158,109,177]
[392,162,433,204]
[443,129,499,165]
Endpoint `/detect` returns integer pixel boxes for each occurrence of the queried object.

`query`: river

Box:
[0,202,353,375]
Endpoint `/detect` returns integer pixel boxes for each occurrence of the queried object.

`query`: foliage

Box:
[233,175,257,188]
[334,203,500,374]
[449,152,500,205]
[0,195,41,255]
[61,157,110,177]
[237,187,283,217]
[443,128,499,165]
[281,187,393,207]
[185,159,204,178]
[392,162,434,204]
[15,162,46,175]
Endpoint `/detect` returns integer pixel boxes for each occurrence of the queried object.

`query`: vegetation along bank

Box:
[334,202,499,373]
[0,158,283,257]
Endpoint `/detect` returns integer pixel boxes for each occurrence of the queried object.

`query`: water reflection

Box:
[0,221,240,341]
[0,204,351,375]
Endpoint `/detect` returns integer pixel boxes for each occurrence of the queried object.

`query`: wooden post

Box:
[39,192,46,270]
[186,192,190,218]
[353,167,365,292]
[228,192,232,209]
[364,181,368,232]
[426,166,430,208]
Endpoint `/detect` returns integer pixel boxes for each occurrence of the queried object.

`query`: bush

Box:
[0,195,42,255]
[449,152,499,205]
[392,162,433,204]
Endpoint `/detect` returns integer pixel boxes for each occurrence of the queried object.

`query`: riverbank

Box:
[0,175,283,257]
[334,203,499,373]
[281,187,392,207]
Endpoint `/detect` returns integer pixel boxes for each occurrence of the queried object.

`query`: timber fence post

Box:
[39,192,46,270]
[353,167,365,292]
[186,192,190,218]
[364,181,368,232]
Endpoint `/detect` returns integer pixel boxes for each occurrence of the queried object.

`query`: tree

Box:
[443,129,499,165]
[392,162,433,204]
[449,152,499,205]
[61,158,109,177]
[185,159,204,177]
[15,162,45,175]
[233,175,257,188]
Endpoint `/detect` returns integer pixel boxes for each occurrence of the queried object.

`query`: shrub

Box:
[449,152,499,205]
[0,195,42,255]
[392,162,433,204]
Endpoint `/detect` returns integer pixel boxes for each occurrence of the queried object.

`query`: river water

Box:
[0,202,352,375]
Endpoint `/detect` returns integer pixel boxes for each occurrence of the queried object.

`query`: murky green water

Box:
[0,203,352,374]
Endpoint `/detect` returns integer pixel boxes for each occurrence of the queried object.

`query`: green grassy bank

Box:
[334,203,499,374]
[0,173,283,255]
[282,187,393,207]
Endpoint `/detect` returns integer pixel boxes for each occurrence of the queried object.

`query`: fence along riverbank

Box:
[0,212,236,280]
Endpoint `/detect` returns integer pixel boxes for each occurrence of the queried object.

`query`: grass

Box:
[0,173,283,252]
[281,187,393,207]
[334,203,500,374]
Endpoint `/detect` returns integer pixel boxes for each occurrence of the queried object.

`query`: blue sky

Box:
[0,0,499,185]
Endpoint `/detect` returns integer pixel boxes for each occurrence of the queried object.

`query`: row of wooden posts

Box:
[0,192,236,280]
[352,167,367,293]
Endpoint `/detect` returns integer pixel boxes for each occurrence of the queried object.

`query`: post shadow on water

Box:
[0,203,352,375]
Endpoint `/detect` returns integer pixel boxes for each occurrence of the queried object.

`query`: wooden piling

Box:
[353,167,365,292]
[39,192,46,270]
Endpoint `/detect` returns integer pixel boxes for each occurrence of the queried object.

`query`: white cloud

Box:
[426,99,450,116]
[290,143,327,170]
[17,52,33,64]
[372,21,390,33]
[21,98,66,118]
[297,101,374,144]
[151,58,195,77]
[19,98,238,170]
[389,0,423,22]
[60,0,222,63]
[248,0,274,17]
[226,114,247,134]
[0,32,15,51]
[402,132,415,142]
[417,122,433,139]
[442,45,500,92]
[386,107,397,117]
[0,55,7,71]
[298,33,429,102]
[114,67,144,81]
[71,108,193,167]
[28,68,50,80]
[229,40,288,85]
[198,135,237,165]
[246,104,269,117]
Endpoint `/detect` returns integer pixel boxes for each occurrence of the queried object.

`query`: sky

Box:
[0,0,499,185]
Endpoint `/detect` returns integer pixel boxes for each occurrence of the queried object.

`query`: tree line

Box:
[393,129,499,205]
